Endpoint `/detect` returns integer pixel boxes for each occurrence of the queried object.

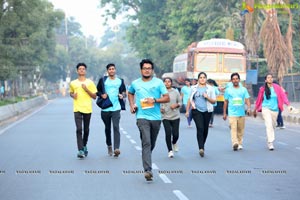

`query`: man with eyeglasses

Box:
[128,59,170,181]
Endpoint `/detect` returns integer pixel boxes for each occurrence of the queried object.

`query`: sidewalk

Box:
[281,102,300,125]
[250,102,300,126]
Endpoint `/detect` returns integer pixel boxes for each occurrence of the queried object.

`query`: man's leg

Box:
[137,119,152,172]
[101,111,112,147]
[237,117,245,148]
[229,117,239,150]
[74,112,83,151]
[82,113,92,147]
[111,110,121,156]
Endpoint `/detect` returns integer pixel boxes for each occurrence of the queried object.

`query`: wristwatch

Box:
[153,98,156,103]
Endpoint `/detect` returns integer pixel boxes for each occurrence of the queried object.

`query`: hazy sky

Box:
[48,0,105,39]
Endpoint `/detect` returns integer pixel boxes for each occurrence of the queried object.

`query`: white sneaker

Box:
[280,126,286,129]
[268,142,274,151]
[238,145,243,150]
[168,151,174,158]
[173,143,179,152]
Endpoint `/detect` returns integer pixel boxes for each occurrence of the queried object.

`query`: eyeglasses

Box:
[142,68,153,71]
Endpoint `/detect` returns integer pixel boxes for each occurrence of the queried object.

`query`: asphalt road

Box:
[0,97,299,200]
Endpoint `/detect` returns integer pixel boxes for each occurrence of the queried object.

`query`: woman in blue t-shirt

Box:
[185,72,216,157]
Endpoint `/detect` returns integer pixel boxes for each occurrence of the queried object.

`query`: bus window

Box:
[195,53,217,72]
[223,54,244,72]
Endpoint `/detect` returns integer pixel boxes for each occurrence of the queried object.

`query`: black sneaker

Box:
[233,143,238,151]
[144,171,153,181]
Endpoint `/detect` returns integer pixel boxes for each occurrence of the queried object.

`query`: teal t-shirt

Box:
[262,87,278,111]
[128,77,168,120]
[103,78,122,111]
[181,86,191,105]
[224,86,250,116]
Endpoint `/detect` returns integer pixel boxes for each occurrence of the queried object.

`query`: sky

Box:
[48,0,106,39]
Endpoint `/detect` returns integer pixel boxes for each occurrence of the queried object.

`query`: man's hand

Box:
[130,104,138,114]
[101,93,108,99]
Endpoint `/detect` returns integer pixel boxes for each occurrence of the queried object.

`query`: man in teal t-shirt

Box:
[97,63,126,158]
[128,59,169,181]
[223,73,251,151]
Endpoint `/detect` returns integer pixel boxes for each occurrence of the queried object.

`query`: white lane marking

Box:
[120,127,124,131]
[122,131,128,135]
[152,163,159,170]
[130,139,136,144]
[0,103,48,136]
[159,174,172,183]
[126,135,131,139]
[277,142,288,146]
[173,190,189,200]
[296,147,300,150]
[135,146,142,151]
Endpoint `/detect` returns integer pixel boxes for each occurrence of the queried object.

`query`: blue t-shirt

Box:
[128,77,168,120]
[103,78,122,111]
[180,86,191,105]
[224,86,250,116]
[262,87,278,111]
[193,87,208,112]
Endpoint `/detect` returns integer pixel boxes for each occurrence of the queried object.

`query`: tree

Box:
[244,0,296,84]
[0,0,63,95]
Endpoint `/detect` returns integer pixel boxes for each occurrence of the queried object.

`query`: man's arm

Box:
[245,98,251,116]
[155,93,170,103]
[82,84,97,99]
[128,92,137,113]
[223,99,228,120]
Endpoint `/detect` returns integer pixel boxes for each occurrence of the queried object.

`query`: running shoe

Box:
[77,150,85,158]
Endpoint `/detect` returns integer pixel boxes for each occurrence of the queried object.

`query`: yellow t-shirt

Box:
[69,79,97,113]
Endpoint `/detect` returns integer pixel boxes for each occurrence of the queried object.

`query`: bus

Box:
[170,38,247,113]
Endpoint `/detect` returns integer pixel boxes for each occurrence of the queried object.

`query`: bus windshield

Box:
[195,53,217,72]
[223,54,245,73]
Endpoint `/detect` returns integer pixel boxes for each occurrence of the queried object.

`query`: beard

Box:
[142,75,151,79]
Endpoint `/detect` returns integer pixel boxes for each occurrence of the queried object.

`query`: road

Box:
[0,97,299,200]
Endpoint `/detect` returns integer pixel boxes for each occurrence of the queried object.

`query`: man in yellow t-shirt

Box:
[69,63,97,158]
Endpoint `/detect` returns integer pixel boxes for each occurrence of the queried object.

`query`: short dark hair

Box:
[231,73,240,80]
[76,63,87,69]
[106,63,115,70]
[163,77,173,83]
[140,59,154,70]
[185,78,190,82]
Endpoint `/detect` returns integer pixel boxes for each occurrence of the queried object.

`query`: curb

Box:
[0,95,48,123]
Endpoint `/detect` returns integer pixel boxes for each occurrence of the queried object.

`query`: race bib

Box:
[232,98,243,106]
[140,98,154,109]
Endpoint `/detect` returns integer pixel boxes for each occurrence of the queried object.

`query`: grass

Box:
[0,96,33,107]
